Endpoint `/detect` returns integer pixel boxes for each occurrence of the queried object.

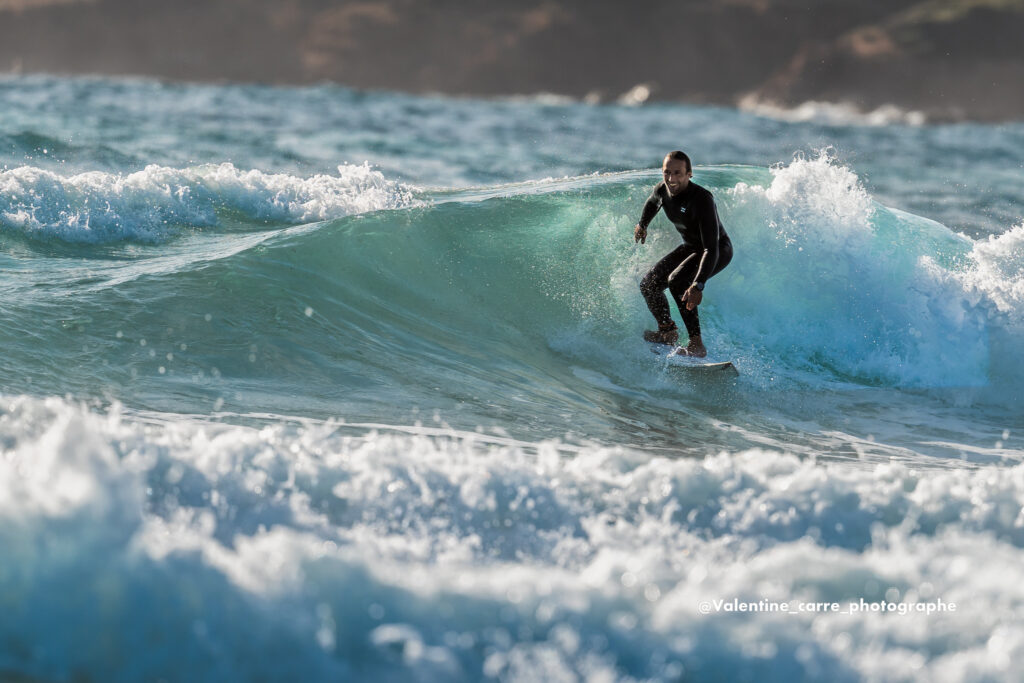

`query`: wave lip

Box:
[0,162,415,243]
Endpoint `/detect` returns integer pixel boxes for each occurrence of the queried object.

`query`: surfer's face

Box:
[662,158,692,195]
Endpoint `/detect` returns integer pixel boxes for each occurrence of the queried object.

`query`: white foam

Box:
[962,223,1024,325]
[722,152,987,387]
[1,396,1022,681]
[0,162,415,243]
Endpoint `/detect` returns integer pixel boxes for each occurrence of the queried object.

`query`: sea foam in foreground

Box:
[3,396,1024,682]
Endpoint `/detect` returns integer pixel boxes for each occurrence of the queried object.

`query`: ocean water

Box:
[1,75,1023,682]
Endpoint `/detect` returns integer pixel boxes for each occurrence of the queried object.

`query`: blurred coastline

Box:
[1,0,1022,122]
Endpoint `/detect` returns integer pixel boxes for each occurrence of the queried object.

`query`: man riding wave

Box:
[634,151,733,357]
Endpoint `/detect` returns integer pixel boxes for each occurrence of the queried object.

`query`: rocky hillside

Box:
[0,0,1021,120]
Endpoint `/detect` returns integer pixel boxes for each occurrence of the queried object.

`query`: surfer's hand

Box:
[634,224,647,244]
[682,285,702,310]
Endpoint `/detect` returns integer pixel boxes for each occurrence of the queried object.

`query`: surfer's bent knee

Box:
[639,271,658,294]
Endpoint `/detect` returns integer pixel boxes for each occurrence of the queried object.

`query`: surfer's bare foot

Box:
[683,336,707,358]
[643,323,678,346]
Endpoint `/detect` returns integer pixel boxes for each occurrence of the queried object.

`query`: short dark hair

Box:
[664,150,691,173]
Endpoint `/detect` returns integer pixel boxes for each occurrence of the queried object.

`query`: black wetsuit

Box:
[637,181,733,338]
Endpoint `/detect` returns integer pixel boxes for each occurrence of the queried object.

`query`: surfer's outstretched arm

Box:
[634,185,664,243]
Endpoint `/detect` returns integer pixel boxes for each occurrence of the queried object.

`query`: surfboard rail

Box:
[649,344,739,375]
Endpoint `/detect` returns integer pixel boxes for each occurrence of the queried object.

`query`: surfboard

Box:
[650,344,739,376]
[667,359,738,375]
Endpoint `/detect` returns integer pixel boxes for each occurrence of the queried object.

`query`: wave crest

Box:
[722,153,985,386]
[963,223,1024,325]
[0,162,415,243]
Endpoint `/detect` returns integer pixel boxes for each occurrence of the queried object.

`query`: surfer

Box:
[633,151,733,357]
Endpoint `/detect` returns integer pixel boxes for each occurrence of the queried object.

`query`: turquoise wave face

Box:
[0,156,1019,454]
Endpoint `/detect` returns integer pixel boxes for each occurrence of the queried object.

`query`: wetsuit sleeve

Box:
[693,192,721,285]
[637,184,664,229]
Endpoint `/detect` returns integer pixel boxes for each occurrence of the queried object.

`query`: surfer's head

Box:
[662,151,692,195]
